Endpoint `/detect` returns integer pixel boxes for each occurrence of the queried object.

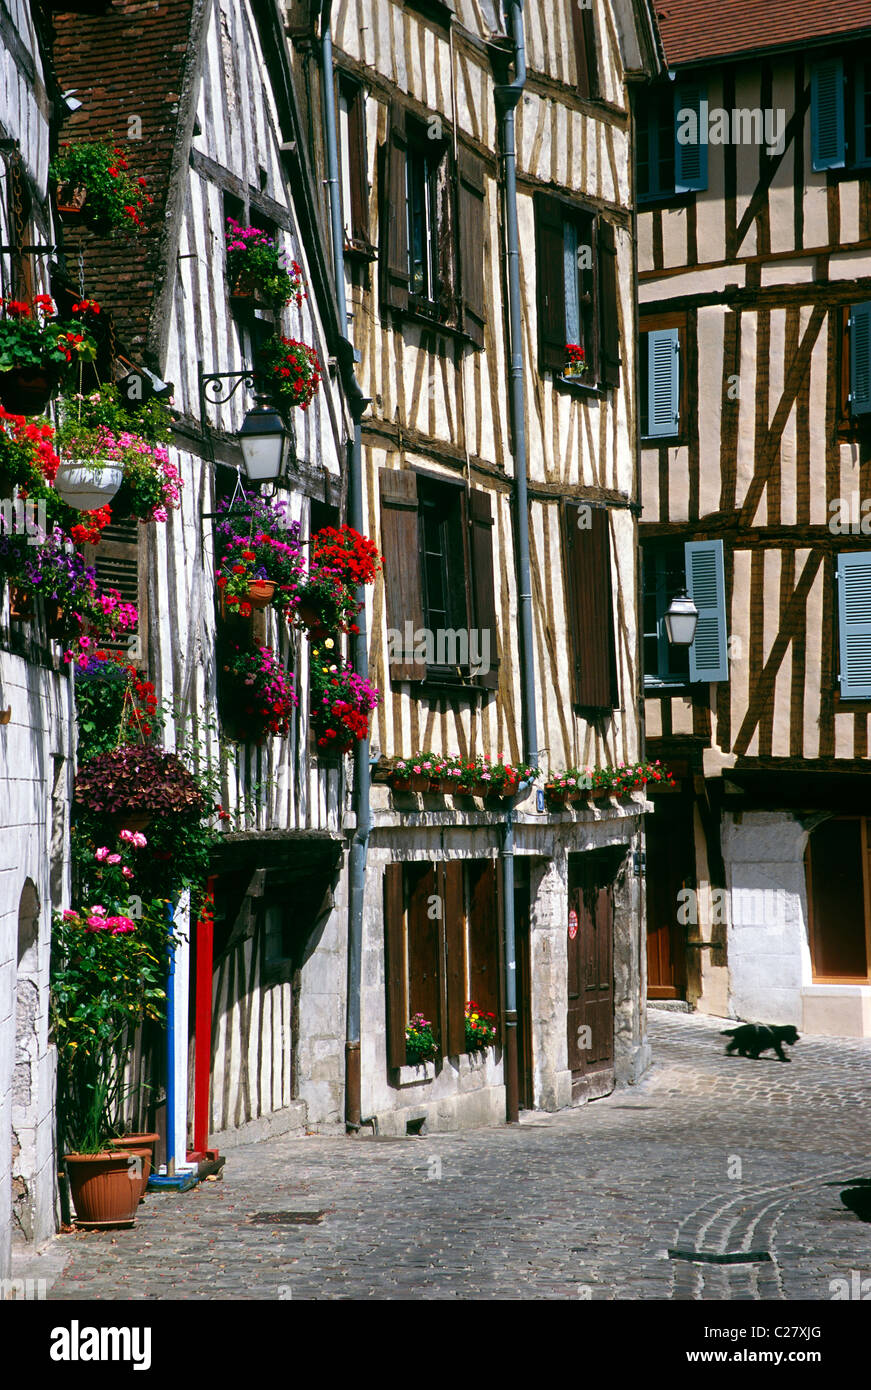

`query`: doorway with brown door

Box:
[645,790,694,1000]
[567,851,616,1103]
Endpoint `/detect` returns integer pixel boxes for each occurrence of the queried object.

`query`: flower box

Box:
[229,276,270,309]
[56,181,87,221]
[396,1061,435,1086]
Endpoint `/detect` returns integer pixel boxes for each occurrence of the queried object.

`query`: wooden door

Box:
[807,818,871,981]
[645,794,692,999]
[567,854,614,1098]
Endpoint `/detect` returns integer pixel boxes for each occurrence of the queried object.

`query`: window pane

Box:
[407,149,428,295]
[564,218,580,346]
[338,91,354,238]
[658,96,675,192]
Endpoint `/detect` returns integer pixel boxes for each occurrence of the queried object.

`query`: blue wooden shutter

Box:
[685,539,728,683]
[855,61,871,167]
[674,84,707,192]
[849,302,871,416]
[811,58,845,170]
[838,552,871,699]
[647,328,679,437]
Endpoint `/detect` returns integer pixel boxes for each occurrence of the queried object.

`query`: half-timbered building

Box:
[50,0,356,1153]
[639,0,871,1037]
[0,0,71,1284]
[285,0,659,1131]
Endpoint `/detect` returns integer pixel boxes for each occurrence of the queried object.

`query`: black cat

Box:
[721,1023,800,1061]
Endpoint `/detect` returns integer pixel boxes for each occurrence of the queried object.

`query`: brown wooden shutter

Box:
[443,860,466,1057]
[468,487,500,689]
[380,100,409,313]
[598,218,620,388]
[383,864,406,1069]
[534,191,566,372]
[87,520,145,660]
[407,863,442,1046]
[563,501,618,709]
[468,859,499,1029]
[379,467,425,681]
[458,146,486,347]
[436,143,457,325]
[346,81,370,245]
[571,2,600,101]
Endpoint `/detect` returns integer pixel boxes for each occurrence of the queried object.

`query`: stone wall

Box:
[0,647,72,1280]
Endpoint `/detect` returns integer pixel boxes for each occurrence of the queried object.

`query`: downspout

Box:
[320,1,370,1132]
[495,0,534,1123]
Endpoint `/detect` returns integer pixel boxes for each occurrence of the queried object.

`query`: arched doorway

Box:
[12,880,40,1242]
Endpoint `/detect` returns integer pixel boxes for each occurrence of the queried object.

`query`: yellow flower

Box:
[325,638,334,649]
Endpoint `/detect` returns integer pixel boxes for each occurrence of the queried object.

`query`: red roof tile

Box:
[655,0,871,68]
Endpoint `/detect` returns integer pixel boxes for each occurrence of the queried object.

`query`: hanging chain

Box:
[77,248,85,299]
[10,153,25,298]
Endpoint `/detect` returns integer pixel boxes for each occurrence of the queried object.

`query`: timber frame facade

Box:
[639,1,871,1037]
[286,0,659,1130]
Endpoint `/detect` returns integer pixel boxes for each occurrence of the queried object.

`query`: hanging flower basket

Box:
[389,775,412,792]
[55,459,124,511]
[0,365,59,415]
[246,580,275,609]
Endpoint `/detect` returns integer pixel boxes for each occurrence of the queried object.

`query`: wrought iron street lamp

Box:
[198,363,292,483]
[664,591,699,647]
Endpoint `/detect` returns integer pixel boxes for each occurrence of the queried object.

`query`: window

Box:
[379,468,499,689]
[534,193,620,386]
[811,53,871,172]
[643,539,728,687]
[636,82,707,200]
[642,542,691,686]
[846,302,871,419]
[562,502,619,710]
[380,104,486,342]
[837,551,871,699]
[383,858,500,1069]
[571,0,599,102]
[640,323,682,439]
[806,819,871,981]
[337,75,371,251]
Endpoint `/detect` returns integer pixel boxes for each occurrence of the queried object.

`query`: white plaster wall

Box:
[0,647,73,1279]
[722,811,811,1026]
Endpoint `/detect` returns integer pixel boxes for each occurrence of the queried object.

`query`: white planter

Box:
[55,460,124,511]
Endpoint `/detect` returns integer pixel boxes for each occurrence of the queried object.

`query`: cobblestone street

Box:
[33,1012,871,1301]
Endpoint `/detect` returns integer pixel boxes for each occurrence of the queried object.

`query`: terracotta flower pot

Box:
[0,366,58,416]
[229,276,269,308]
[408,773,429,792]
[108,1133,159,1201]
[427,778,443,793]
[390,775,412,792]
[441,777,460,794]
[545,788,569,807]
[246,580,275,609]
[65,1151,141,1228]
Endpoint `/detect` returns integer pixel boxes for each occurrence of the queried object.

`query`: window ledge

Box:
[637,190,698,212]
[390,303,477,346]
[344,238,377,265]
[554,373,608,398]
[396,1060,436,1085]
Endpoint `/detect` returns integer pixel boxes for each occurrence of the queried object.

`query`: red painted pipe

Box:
[192,878,216,1156]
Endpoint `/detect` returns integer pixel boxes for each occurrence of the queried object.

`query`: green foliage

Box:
[51,140,151,236]
[405,1013,440,1065]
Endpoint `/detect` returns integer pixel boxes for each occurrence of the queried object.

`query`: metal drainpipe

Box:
[495,0,534,1123]
[320,1,370,1132]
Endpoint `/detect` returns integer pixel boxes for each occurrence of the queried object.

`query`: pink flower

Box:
[120,830,148,848]
[152,506,168,523]
[62,909,78,920]
[95,846,110,861]
[107,854,121,864]
[122,867,134,880]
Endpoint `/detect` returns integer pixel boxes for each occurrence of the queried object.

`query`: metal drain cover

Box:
[246,1210,326,1226]
[668,1248,772,1264]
